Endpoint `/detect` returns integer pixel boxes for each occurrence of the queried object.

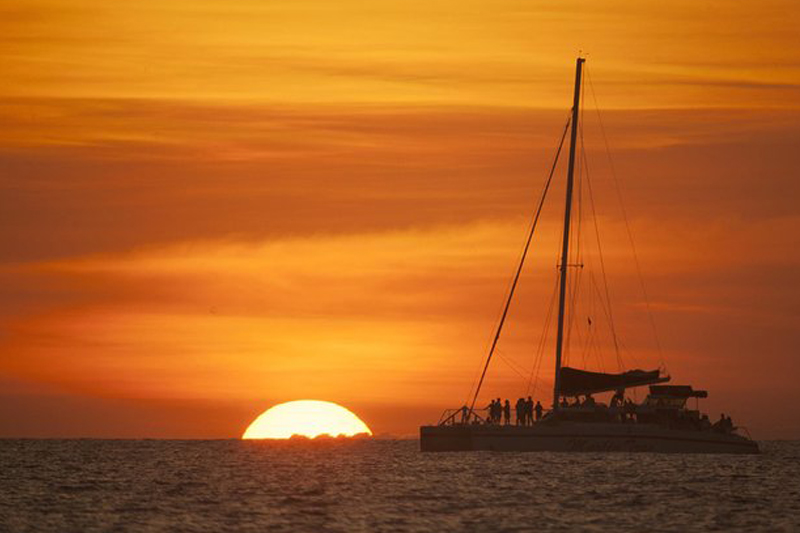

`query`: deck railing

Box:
[437,406,550,426]
[435,404,747,436]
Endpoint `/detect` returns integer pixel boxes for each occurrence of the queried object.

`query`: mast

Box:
[553,57,585,410]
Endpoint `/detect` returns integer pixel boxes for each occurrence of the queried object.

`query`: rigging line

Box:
[526,273,560,397]
[579,270,600,369]
[586,274,608,373]
[462,239,525,407]
[566,88,592,368]
[527,320,550,397]
[587,271,614,373]
[566,266,585,367]
[529,231,565,398]
[526,271,558,396]
[462,116,573,407]
[593,327,607,373]
[563,248,584,368]
[576,72,587,270]
[564,107,588,367]
[573,115,607,370]
[584,317,599,370]
[587,271,616,347]
[467,115,572,415]
[586,66,666,369]
[496,350,530,381]
[576,101,612,372]
[580,275,594,368]
[581,311,596,369]
[576,229,603,370]
[582,145,624,372]
[461,162,557,410]
[619,338,643,370]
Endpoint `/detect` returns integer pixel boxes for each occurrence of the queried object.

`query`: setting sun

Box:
[242,400,372,439]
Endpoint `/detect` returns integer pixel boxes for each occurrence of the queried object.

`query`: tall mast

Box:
[553,57,585,410]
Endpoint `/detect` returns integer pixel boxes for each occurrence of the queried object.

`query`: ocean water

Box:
[1,439,799,532]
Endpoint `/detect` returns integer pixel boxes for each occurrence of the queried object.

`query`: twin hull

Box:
[419,423,759,454]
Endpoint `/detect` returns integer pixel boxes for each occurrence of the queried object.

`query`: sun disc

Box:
[242,400,372,439]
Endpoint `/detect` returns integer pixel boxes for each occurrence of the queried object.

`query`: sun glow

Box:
[242,400,372,439]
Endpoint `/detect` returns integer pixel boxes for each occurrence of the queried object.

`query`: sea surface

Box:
[1,439,799,532]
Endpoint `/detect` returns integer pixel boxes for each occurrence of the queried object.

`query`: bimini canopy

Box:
[560,367,670,397]
[649,385,707,399]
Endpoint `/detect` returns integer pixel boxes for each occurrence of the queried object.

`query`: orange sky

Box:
[1,0,799,438]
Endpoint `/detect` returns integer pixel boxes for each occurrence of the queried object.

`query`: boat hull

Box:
[419,423,759,454]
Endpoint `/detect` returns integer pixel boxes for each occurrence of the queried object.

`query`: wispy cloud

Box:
[1,0,799,437]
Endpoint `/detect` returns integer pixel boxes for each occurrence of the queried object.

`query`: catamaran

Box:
[419,58,759,454]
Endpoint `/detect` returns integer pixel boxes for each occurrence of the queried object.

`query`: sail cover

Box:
[560,367,669,396]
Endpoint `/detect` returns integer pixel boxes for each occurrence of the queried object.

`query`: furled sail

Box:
[560,367,669,396]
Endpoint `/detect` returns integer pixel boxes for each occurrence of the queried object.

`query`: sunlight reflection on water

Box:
[1,439,798,532]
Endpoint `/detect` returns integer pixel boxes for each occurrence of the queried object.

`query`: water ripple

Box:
[0,440,798,532]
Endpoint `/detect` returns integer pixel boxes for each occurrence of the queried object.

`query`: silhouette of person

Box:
[610,389,624,408]
[503,399,511,425]
[525,396,533,425]
[515,398,524,425]
[535,400,543,421]
[715,413,725,432]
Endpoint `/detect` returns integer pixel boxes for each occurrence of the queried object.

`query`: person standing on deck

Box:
[503,400,511,425]
[535,400,543,421]
[515,398,524,425]
[525,397,534,425]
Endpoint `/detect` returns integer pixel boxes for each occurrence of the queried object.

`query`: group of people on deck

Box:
[559,394,598,408]
[486,397,543,425]
[474,393,738,434]
[713,414,736,433]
